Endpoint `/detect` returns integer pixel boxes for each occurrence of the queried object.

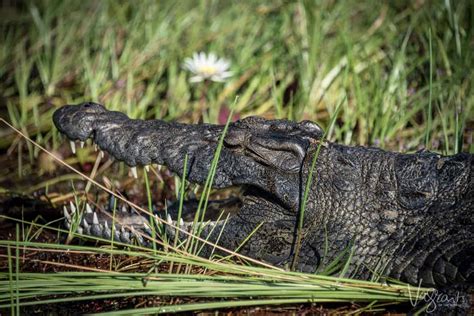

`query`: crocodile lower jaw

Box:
[62,199,226,247]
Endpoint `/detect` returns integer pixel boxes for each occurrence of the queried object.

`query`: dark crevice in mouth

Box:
[241,185,289,214]
[166,195,242,222]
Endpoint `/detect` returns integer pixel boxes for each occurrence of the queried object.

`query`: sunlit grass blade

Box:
[292,96,345,270]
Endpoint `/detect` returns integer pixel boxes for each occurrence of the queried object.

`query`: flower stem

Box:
[198,80,210,122]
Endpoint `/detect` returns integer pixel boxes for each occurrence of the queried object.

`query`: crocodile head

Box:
[53,102,325,269]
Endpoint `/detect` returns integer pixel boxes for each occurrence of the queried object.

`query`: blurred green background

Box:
[0,0,473,182]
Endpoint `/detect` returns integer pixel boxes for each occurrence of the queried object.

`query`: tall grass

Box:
[0,239,433,314]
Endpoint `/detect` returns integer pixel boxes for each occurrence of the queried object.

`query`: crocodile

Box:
[52,102,474,289]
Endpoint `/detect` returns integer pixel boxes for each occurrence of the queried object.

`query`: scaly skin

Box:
[53,102,474,288]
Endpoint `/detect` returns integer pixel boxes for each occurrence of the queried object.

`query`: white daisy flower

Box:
[183,52,233,83]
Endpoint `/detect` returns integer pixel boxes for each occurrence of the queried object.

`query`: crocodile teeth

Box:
[94,144,98,152]
[143,222,152,234]
[91,222,103,237]
[77,227,83,234]
[130,167,138,179]
[145,165,150,172]
[69,141,76,154]
[100,151,105,159]
[131,227,144,244]
[80,141,85,148]
[92,212,99,225]
[166,214,172,225]
[82,218,90,229]
[86,203,93,214]
[120,227,130,243]
[69,201,76,214]
[179,218,184,227]
[103,223,112,239]
[63,206,71,220]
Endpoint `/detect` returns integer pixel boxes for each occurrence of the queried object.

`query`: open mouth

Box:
[59,148,248,247]
[54,102,313,247]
